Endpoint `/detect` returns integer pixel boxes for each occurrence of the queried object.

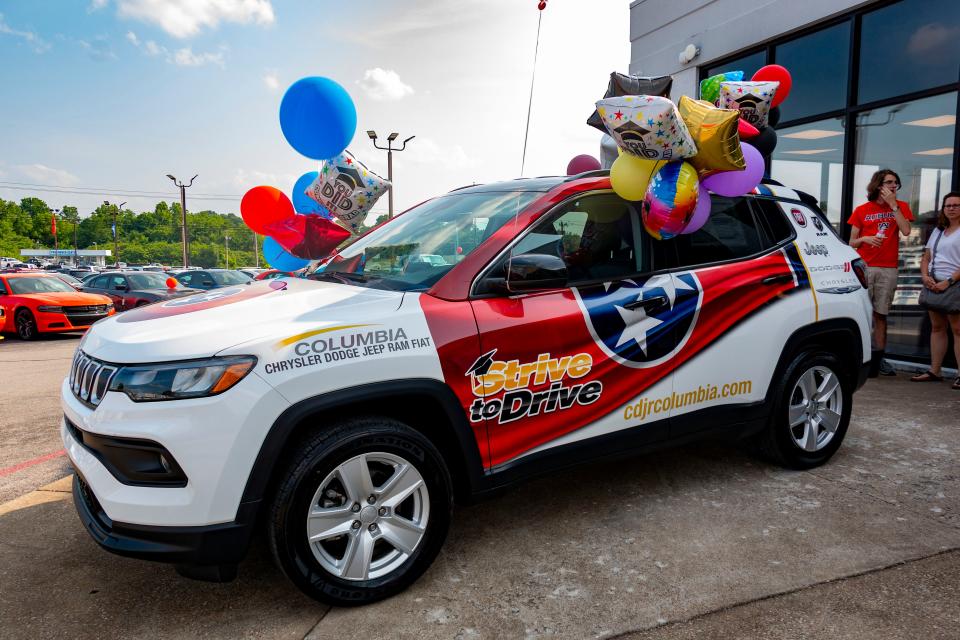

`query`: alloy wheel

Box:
[305,452,430,581]
[787,365,843,452]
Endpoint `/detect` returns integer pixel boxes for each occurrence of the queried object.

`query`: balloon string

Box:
[520,10,542,177]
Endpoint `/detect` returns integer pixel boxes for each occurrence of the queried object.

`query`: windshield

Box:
[7,276,76,294]
[307,190,539,291]
[211,270,253,285]
[128,273,181,289]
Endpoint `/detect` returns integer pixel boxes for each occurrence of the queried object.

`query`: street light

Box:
[168,174,198,267]
[367,130,414,218]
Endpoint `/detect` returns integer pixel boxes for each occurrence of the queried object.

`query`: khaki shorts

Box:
[866,266,898,315]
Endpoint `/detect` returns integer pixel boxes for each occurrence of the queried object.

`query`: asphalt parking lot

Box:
[1,336,958,639]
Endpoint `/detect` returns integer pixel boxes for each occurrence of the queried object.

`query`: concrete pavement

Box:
[0,336,958,638]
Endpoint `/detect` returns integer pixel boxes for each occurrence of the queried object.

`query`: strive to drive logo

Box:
[465,349,603,424]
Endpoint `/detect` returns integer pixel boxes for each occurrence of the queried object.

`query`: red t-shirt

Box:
[847,200,914,268]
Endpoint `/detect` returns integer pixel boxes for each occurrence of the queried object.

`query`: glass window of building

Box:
[858,0,960,104]
[706,50,767,81]
[853,91,956,362]
[770,116,846,224]
[853,91,956,239]
[774,22,850,122]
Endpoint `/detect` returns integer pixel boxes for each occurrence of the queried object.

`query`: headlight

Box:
[38,305,64,313]
[108,356,257,402]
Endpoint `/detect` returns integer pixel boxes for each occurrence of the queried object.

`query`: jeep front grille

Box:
[69,351,118,407]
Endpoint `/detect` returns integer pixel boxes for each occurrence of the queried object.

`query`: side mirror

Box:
[114,285,128,291]
[506,254,568,292]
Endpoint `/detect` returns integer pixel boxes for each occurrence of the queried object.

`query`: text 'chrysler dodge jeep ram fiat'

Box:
[62,174,873,605]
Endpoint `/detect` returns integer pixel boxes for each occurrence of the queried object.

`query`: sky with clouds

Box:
[0,0,629,224]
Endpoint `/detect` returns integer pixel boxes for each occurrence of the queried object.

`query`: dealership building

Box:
[629,0,959,364]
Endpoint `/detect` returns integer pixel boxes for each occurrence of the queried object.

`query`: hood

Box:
[81,278,405,363]
[20,291,111,306]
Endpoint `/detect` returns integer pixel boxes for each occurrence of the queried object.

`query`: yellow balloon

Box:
[610,154,663,201]
[678,95,745,175]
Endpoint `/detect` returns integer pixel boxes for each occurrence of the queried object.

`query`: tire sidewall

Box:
[771,351,852,469]
[272,421,452,606]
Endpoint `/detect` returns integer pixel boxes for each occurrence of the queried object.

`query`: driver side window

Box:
[515,193,648,284]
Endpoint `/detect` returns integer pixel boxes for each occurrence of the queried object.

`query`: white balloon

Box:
[306,150,390,232]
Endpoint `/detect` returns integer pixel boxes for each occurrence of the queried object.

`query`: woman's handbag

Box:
[919,229,960,313]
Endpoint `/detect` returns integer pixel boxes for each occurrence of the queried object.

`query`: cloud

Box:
[357,68,414,102]
[79,36,117,61]
[232,169,297,190]
[116,0,274,38]
[14,164,81,186]
[403,138,478,169]
[89,0,109,10]
[172,46,225,67]
[126,33,224,67]
[144,39,163,56]
[907,23,960,58]
[263,71,280,92]
[0,12,51,53]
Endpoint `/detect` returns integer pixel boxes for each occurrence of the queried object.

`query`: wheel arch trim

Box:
[239,379,487,507]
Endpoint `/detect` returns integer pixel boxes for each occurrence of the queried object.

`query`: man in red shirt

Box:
[848,169,914,376]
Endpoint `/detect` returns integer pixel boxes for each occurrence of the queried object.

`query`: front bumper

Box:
[36,308,113,332]
[61,368,289,527]
[72,472,257,567]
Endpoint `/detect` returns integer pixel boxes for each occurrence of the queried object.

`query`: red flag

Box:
[51,215,57,236]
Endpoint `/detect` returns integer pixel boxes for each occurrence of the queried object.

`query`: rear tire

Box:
[15,309,38,340]
[756,351,852,469]
[267,417,452,606]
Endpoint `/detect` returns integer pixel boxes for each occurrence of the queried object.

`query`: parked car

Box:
[254,269,298,280]
[53,273,85,290]
[172,268,253,290]
[81,271,202,312]
[0,272,114,340]
[239,267,267,279]
[62,176,872,605]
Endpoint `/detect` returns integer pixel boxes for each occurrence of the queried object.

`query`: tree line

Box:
[0,197,388,268]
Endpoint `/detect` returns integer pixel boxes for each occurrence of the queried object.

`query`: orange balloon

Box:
[241,186,294,235]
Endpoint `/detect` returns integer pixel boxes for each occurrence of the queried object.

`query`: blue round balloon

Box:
[263,236,310,272]
[292,171,331,218]
[279,77,356,160]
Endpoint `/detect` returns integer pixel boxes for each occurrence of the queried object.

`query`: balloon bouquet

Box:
[240,77,391,272]
[574,65,792,240]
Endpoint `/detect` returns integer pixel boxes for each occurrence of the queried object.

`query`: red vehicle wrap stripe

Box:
[422,249,803,470]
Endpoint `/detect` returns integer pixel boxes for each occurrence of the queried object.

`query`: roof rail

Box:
[564,169,610,182]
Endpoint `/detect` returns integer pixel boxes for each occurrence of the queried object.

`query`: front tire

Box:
[15,309,38,340]
[267,417,452,606]
[756,351,852,469]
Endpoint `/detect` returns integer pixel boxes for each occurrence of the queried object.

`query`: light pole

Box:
[104,201,125,266]
[224,234,230,269]
[252,232,259,268]
[367,130,414,218]
[167,174,198,267]
[51,208,60,263]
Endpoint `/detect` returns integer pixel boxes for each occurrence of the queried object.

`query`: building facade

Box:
[629,0,959,364]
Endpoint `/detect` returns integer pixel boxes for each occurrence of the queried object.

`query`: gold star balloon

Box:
[677,95,745,176]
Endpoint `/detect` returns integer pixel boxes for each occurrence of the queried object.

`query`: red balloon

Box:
[566,154,601,175]
[265,214,351,259]
[241,186,294,235]
[738,119,760,139]
[538,1,547,10]
[165,277,178,289]
[752,64,792,107]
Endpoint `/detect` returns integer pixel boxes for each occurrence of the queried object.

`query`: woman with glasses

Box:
[848,169,914,376]
[911,191,960,389]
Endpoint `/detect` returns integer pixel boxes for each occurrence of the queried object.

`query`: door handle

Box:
[761,274,793,285]
[624,295,668,311]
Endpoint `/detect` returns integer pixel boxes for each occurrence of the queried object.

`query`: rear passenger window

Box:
[751,198,795,245]
[671,196,763,267]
